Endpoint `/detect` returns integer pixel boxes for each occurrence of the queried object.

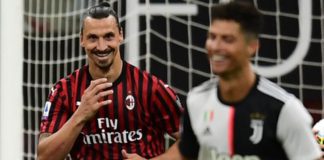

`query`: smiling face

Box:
[80,16,123,71]
[205,20,258,78]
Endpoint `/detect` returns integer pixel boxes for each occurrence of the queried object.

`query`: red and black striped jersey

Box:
[40,61,183,160]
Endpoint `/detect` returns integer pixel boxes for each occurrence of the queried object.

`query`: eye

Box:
[87,34,98,42]
[104,33,115,40]
[223,35,235,43]
[207,32,216,41]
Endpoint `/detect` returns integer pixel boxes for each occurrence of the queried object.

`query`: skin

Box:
[38,15,181,160]
[180,19,259,160]
[205,20,258,103]
[80,16,124,82]
[181,19,323,160]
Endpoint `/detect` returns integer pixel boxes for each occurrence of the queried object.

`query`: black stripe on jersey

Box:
[101,86,110,158]
[45,81,62,133]
[101,104,109,158]
[65,77,73,116]
[136,68,150,157]
[129,66,141,155]
[146,74,156,155]
[53,100,66,132]
[48,81,64,132]
[122,70,131,153]
[155,89,177,132]
[138,68,144,106]
[85,67,91,89]
[112,85,121,160]
[157,81,182,114]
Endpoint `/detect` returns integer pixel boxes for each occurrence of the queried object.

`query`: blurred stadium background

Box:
[0,0,323,159]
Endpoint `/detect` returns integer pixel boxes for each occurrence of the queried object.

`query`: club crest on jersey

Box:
[42,101,52,120]
[249,112,265,144]
[125,94,135,110]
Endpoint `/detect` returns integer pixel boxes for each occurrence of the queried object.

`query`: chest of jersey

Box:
[188,87,287,159]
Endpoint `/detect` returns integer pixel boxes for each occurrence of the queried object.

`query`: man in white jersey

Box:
[178,1,322,160]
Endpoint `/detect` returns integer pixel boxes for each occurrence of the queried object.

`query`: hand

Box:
[121,149,148,160]
[74,78,113,123]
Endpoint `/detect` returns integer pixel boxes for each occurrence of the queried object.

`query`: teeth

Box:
[211,54,225,61]
[95,51,112,57]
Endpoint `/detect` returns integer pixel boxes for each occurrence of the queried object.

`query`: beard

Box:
[91,48,116,70]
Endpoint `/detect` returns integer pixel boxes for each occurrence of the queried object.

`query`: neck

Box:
[89,58,123,83]
[218,65,256,103]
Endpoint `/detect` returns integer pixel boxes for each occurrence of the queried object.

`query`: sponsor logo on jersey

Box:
[42,101,51,120]
[199,146,261,160]
[125,94,135,110]
[202,110,214,136]
[203,127,212,136]
[82,117,143,144]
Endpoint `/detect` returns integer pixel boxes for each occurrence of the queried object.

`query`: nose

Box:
[206,38,221,52]
[97,38,108,51]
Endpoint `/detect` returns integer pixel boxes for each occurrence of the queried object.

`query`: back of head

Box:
[81,2,121,34]
[211,1,263,38]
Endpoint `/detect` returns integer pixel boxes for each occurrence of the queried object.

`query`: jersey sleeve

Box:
[39,81,70,134]
[277,97,322,160]
[179,106,200,159]
[151,79,183,134]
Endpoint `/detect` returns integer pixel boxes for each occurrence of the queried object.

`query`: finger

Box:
[98,99,112,107]
[85,78,109,93]
[97,89,114,99]
[88,81,112,97]
[121,149,129,158]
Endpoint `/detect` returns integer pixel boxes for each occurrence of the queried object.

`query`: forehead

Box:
[209,20,242,35]
[83,16,119,33]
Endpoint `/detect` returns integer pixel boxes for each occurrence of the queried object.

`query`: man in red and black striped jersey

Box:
[178,1,322,160]
[37,2,183,160]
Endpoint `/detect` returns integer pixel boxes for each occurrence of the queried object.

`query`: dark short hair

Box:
[81,2,121,35]
[211,1,263,38]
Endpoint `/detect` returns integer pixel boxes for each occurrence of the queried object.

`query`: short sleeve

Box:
[40,82,69,133]
[277,97,322,160]
[151,80,183,134]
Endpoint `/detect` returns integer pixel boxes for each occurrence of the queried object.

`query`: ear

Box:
[119,27,124,42]
[247,39,259,57]
[80,32,85,47]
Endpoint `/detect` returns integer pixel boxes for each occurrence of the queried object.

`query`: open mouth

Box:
[94,51,113,57]
[211,54,225,62]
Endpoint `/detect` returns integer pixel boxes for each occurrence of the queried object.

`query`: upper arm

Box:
[277,98,322,160]
[151,79,183,134]
[40,81,70,133]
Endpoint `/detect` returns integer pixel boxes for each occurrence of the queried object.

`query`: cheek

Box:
[83,43,97,50]
[205,40,213,53]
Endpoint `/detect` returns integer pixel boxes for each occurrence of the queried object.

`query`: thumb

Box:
[121,149,129,158]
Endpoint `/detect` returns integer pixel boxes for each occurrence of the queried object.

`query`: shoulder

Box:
[52,66,86,90]
[257,77,295,103]
[124,61,158,82]
[188,78,217,97]
[186,78,217,107]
